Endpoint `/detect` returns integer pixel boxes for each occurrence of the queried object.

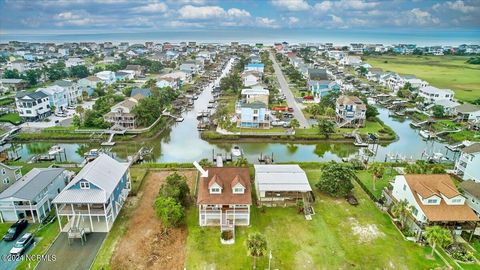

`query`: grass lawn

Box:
[0,113,22,125]
[363,55,480,102]
[0,222,12,236]
[185,169,444,270]
[356,169,397,199]
[129,166,148,195]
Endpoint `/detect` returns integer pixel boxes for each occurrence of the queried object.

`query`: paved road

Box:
[269,51,310,128]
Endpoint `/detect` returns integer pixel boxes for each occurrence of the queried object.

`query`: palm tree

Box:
[290,119,300,129]
[424,226,453,257]
[246,233,267,269]
[324,107,336,120]
[233,157,248,167]
[75,105,85,120]
[368,163,385,191]
[391,199,411,230]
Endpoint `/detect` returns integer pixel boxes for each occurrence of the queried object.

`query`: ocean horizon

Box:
[1,28,479,46]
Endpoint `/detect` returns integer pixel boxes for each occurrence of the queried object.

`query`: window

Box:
[80,181,90,189]
[210,188,220,194]
[2,169,5,175]
[452,198,462,203]
[427,199,437,204]
[233,187,244,194]
[3,178,9,184]
[403,184,406,191]
[412,207,418,216]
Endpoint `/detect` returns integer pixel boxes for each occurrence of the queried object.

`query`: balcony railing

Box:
[57,203,111,216]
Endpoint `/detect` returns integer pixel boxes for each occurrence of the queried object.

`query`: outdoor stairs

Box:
[337,118,354,128]
[303,192,315,220]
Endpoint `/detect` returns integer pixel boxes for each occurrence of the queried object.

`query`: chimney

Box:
[193,161,208,178]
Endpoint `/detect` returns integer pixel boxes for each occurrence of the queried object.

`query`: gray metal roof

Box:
[53,154,129,204]
[254,165,312,192]
[0,168,65,201]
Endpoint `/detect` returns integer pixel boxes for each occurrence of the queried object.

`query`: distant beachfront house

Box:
[130,88,152,98]
[53,154,131,233]
[241,70,262,87]
[65,57,85,68]
[339,55,362,66]
[0,168,70,223]
[245,63,264,73]
[123,65,144,77]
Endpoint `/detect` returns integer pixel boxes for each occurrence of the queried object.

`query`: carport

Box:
[36,232,106,270]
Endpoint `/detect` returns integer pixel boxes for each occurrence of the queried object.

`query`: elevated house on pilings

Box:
[383,174,479,241]
[53,154,130,234]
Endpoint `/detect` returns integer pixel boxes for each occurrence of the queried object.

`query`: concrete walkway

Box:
[269,51,310,128]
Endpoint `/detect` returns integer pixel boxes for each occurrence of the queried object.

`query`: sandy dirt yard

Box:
[111,170,197,270]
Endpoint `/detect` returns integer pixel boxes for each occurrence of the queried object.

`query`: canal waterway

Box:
[8,60,455,164]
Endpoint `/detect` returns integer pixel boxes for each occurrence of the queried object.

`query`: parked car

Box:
[10,233,34,256]
[3,220,28,241]
[271,121,287,127]
[54,112,67,117]
[287,107,294,112]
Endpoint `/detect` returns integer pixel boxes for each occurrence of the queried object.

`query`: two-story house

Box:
[53,154,130,233]
[95,70,117,85]
[52,80,82,106]
[389,174,478,235]
[15,91,51,121]
[460,181,480,216]
[196,166,252,227]
[244,63,264,73]
[0,168,70,223]
[65,57,85,68]
[236,101,271,129]
[419,86,454,104]
[37,85,68,112]
[241,70,262,87]
[335,95,366,128]
[103,96,143,129]
[454,143,480,182]
[0,163,22,193]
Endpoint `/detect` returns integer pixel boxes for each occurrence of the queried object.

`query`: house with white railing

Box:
[335,95,366,128]
[455,143,480,182]
[53,154,130,233]
[0,168,70,223]
[195,165,252,228]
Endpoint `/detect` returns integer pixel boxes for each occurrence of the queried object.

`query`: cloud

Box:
[398,8,440,26]
[446,1,476,13]
[314,1,333,12]
[256,17,279,28]
[178,5,226,19]
[330,14,344,25]
[170,0,206,4]
[336,0,379,10]
[287,16,299,24]
[131,1,168,13]
[227,8,251,18]
[271,0,310,11]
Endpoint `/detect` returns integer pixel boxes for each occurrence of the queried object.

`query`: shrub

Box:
[221,230,234,240]
[446,243,475,263]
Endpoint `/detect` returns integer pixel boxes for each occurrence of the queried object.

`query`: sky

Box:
[0,0,479,35]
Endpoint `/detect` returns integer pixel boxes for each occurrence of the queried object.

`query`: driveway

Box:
[269,51,310,128]
[0,226,33,270]
[36,232,106,270]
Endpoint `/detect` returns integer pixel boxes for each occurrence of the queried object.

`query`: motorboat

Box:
[231,145,242,157]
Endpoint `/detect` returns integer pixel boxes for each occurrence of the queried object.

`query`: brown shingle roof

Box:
[197,167,252,205]
[404,174,479,222]
[336,95,366,110]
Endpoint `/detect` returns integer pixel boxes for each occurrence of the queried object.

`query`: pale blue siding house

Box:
[0,168,70,223]
[236,101,271,128]
[308,80,340,101]
[53,154,130,233]
[245,63,265,73]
